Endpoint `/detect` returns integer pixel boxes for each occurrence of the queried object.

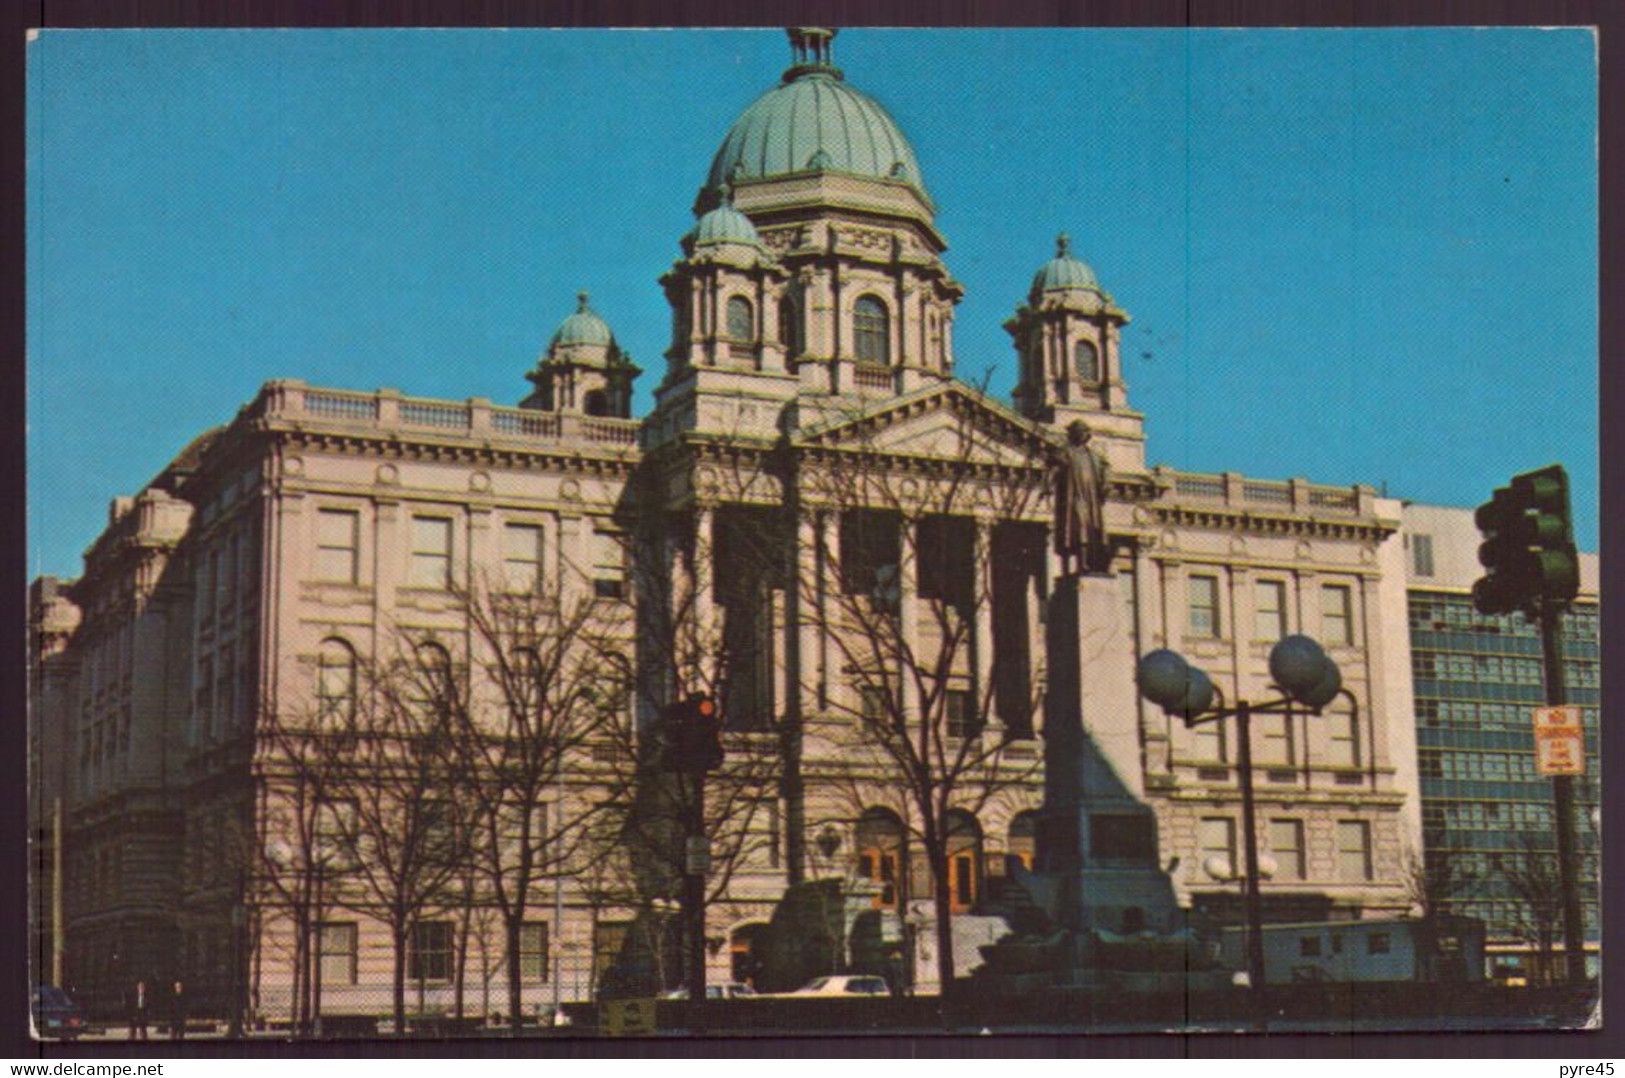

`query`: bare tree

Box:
[582,504,783,996]
[1400,840,1478,920]
[253,706,353,1035]
[434,572,636,1032]
[314,645,469,1035]
[1501,834,1565,983]
[788,395,1049,996]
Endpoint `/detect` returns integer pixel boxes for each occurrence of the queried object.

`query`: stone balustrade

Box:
[1155,465,1372,516]
[251,380,640,449]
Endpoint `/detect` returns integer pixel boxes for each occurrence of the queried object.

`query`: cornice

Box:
[267,424,642,478]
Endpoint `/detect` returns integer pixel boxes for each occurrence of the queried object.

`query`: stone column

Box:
[973,518,996,733]
[897,516,921,725]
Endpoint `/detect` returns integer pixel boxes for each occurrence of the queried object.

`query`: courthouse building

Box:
[32,29,1422,1022]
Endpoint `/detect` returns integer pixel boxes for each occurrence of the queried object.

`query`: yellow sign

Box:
[602,997,658,1037]
[1532,705,1584,775]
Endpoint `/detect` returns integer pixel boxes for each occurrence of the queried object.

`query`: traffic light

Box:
[1472,464,1579,615]
[659,693,724,773]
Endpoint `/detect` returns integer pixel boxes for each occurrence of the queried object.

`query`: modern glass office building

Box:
[1404,504,1599,980]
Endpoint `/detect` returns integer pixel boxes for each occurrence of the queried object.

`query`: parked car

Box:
[786,974,889,997]
[658,982,758,1000]
[31,985,88,1040]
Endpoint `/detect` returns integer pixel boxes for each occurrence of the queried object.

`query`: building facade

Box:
[1402,503,1600,981]
[32,29,1423,1024]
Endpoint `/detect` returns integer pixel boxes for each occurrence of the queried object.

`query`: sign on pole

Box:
[1532,705,1585,775]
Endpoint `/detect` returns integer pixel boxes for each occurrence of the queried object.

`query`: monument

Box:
[975,425,1220,993]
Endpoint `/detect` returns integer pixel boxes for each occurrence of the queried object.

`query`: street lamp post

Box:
[1137,635,1344,1007]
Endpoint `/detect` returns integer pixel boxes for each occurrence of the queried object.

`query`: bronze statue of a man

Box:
[1052,421,1110,576]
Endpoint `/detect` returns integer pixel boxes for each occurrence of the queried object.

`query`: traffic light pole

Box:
[1538,598,1588,984]
[683,769,708,1030]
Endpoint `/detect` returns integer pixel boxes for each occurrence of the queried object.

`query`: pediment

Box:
[794,382,1054,469]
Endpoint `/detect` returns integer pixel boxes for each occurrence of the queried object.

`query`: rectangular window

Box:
[1188,575,1220,638]
[1299,936,1322,958]
[518,922,549,982]
[504,523,545,594]
[917,515,975,608]
[1328,709,1362,769]
[1337,820,1373,881]
[839,510,901,605]
[945,688,980,739]
[1255,580,1286,641]
[1269,819,1306,881]
[316,509,361,584]
[1191,720,1227,764]
[318,922,358,986]
[592,920,633,989]
[1258,714,1295,767]
[409,920,454,982]
[593,528,627,600]
[1322,584,1354,646]
[1367,932,1391,955]
[410,516,454,589]
[1198,817,1237,875]
[1411,534,1435,577]
[315,799,358,870]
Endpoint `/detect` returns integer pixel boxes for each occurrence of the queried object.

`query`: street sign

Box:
[685,836,711,875]
[1532,705,1585,775]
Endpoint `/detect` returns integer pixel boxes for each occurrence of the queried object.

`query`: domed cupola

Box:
[550,295,615,348]
[1006,234,1142,470]
[695,28,933,218]
[689,189,769,259]
[522,292,640,418]
[1030,233,1105,303]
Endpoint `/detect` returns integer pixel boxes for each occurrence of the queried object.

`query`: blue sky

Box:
[27,28,1598,577]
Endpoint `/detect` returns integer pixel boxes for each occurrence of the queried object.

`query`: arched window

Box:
[855,808,906,911]
[1006,811,1038,875]
[726,295,754,341]
[778,295,802,358]
[1074,338,1100,384]
[853,295,890,365]
[583,389,608,417]
[946,810,982,913]
[316,638,357,727]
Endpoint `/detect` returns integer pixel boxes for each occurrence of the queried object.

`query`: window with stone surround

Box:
[410,516,454,589]
[726,295,754,342]
[1322,583,1354,646]
[1269,818,1306,880]
[1188,575,1220,638]
[1074,338,1099,383]
[1337,820,1373,881]
[853,295,890,365]
[1255,580,1286,641]
[1198,816,1237,876]
[503,523,545,594]
[315,508,360,584]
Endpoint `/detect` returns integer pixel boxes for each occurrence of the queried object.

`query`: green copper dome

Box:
[692,199,765,249]
[704,29,929,204]
[1030,233,1102,299]
[550,292,615,348]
